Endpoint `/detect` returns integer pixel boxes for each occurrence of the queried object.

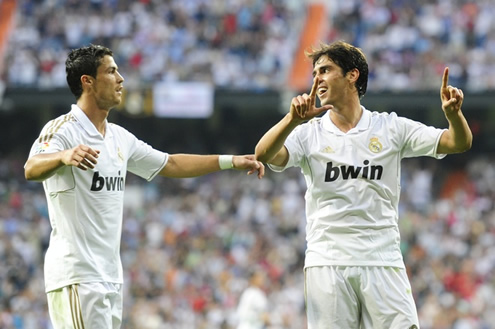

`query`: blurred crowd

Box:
[4,0,303,90]
[0,153,493,329]
[327,0,495,91]
[4,0,495,91]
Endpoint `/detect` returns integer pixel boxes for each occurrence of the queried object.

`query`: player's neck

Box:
[76,98,109,136]
[329,101,362,133]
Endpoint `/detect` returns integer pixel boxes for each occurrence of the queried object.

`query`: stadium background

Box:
[0,0,494,328]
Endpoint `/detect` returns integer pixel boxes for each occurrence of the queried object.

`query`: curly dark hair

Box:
[65,44,113,99]
[306,41,368,98]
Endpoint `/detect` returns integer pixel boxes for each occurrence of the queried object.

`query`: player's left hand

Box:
[440,67,464,117]
[233,155,265,179]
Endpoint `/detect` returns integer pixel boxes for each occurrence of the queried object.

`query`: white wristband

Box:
[219,155,234,170]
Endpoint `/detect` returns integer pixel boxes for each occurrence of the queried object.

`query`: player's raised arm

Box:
[255,77,332,166]
[437,67,472,154]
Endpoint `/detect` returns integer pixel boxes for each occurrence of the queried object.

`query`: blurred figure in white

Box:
[236,269,270,329]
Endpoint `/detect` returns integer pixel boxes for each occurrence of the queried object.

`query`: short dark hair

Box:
[65,44,113,99]
[306,41,368,98]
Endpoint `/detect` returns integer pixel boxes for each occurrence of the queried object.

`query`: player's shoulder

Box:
[108,122,132,134]
[295,116,324,136]
[368,110,404,126]
[107,122,138,141]
[368,110,399,120]
[43,112,77,126]
[39,112,78,135]
[307,116,324,125]
[299,116,324,132]
[369,110,421,127]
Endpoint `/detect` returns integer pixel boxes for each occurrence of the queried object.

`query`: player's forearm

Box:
[448,111,472,152]
[25,153,65,181]
[438,111,472,154]
[159,154,223,178]
[255,113,299,164]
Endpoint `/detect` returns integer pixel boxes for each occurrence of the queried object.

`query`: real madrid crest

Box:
[369,137,382,153]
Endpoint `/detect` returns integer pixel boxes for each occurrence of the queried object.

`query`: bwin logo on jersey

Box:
[325,160,383,182]
[90,171,124,191]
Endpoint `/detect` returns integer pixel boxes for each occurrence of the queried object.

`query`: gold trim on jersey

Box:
[117,147,124,162]
[68,284,86,329]
[39,114,75,143]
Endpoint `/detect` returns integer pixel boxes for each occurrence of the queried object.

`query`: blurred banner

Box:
[153,82,214,118]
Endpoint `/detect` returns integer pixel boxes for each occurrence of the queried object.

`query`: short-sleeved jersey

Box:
[269,108,446,269]
[28,105,168,292]
[236,287,268,329]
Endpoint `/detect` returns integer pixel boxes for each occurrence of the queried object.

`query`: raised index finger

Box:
[441,67,449,90]
[309,76,319,100]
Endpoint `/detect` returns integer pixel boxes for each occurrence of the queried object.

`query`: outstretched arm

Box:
[437,67,472,154]
[159,154,265,179]
[255,77,332,165]
[25,144,100,181]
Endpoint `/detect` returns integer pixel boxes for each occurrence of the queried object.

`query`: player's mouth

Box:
[318,87,328,98]
[116,86,123,95]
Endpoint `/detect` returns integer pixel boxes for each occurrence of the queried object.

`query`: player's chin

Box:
[319,97,330,106]
[113,95,123,106]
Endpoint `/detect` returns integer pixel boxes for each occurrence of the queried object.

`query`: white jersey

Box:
[28,105,168,292]
[236,287,268,329]
[270,108,446,268]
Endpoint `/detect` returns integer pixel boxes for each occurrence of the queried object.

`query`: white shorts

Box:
[47,282,123,329]
[305,266,420,329]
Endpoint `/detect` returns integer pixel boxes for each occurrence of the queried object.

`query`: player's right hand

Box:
[289,77,333,123]
[62,144,100,170]
[233,154,265,179]
[440,67,464,117]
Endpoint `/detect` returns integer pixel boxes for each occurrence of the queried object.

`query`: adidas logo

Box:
[321,146,334,153]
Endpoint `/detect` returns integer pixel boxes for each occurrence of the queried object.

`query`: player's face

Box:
[312,55,349,106]
[92,55,124,110]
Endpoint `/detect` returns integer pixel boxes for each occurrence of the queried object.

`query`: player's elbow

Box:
[461,138,472,153]
[24,167,38,181]
[454,134,473,153]
[24,168,42,182]
[254,145,271,163]
[439,131,473,154]
[24,160,34,181]
[24,161,47,182]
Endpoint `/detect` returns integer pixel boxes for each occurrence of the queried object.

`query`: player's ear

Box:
[346,68,360,85]
[81,75,94,88]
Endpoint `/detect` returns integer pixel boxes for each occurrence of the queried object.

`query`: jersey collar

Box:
[71,104,112,139]
[322,106,370,134]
